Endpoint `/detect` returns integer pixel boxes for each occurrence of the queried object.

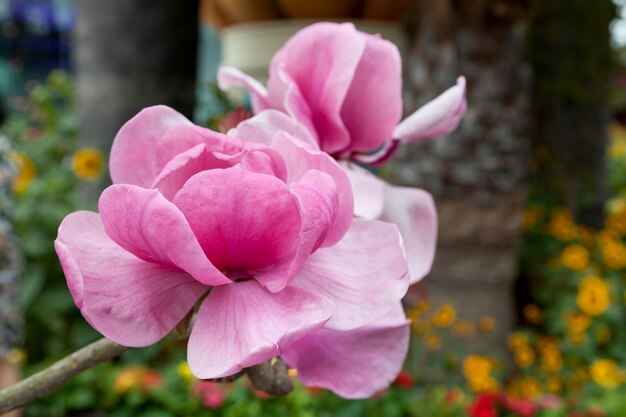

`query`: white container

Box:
[221,19,408,84]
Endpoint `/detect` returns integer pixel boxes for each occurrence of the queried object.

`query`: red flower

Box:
[393,371,415,388]
[468,394,498,417]
[445,388,464,404]
[502,396,536,417]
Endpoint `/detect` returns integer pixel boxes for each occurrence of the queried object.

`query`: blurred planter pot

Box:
[221,19,408,86]
[201,0,410,25]
[211,0,280,27]
[277,0,360,18]
[362,0,410,20]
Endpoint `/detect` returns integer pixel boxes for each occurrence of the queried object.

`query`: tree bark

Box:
[392,0,530,366]
[527,0,614,229]
[74,0,199,149]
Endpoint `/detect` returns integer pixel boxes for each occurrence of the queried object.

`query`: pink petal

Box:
[269,22,366,154]
[265,70,317,142]
[249,170,338,293]
[172,165,301,291]
[110,107,236,188]
[282,304,410,399]
[291,219,409,331]
[109,106,193,187]
[393,76,467,143]
[239,149,288,182]
[152,144,286,201]
[151,143,239,200]
[217,67,269,113]
[55,211,207,347]
[290,170,338,254]
[340,33,402,154]
[272,132,353,247]
[341,163,385,219]
[382,185,437,284]
[98,184,231,286]
[187,280,333,379]
[228,109,319,150]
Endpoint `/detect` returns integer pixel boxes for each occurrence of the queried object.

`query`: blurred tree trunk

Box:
[391,0,530,365]
[74,0,199,149]
[527,0,614,229]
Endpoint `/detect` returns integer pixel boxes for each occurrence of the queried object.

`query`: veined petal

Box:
[151,143,239,200]
[228,109,319,150]
[173,165,301,291]
[343,165,438,284]
[269,22,366,154]
[382,185,437,283]
[217,66,269,113]
[272,132,353,247]
[290,170,338,254]
[291,219,409,331]
[340,33,402,154]
[282,304,410,399]
[341,163,385,220]
[393,76,467,143]
[109,106,193,187]
[98,185,230,286]
[187,280,333,379]
[55,211,207,347]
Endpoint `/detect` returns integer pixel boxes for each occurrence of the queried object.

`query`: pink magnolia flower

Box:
[219,22,466,283]
[55,105,410,398]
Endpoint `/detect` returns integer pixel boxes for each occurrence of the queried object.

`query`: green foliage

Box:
[2,71,105,362]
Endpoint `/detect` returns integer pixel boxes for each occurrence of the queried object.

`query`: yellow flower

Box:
[568,331,587,346]
[540,349,563,373]
[599,234,626,269]
[590,359,623,388]
[546,375,562,394]
[514,346,535,368]
[114,368,143,393]
[560,244,590,271]
[565,311,591,333]
[519,376,542,400]
[549,207,576,241]
[463,355,495,381]
[10,151,36,194]
[468,376,500,393]
[424,333,442,350]
[595,326,611,344]
[431,303,456,327]
[6,348,26,365]
[72,148,103,180]
[452,320,475,336]
[176,361,194,381]
[577,275,611,316]
[536,336,558,352]
[411,318,430,335]
[609,123,626,159]
[523,206,542,230]
[523,304,544,324]
[478,316,496,333]
[113,367,162,393]
[414,299,431,313]
[606,207,626,236]
[508,332,529,350]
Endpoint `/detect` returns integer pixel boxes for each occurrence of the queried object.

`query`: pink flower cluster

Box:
[55,22,466,398]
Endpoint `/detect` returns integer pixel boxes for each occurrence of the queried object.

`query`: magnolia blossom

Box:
[55,106,411,398]
[219,22,466,283]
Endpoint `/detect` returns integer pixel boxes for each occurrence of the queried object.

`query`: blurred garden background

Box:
[4,0,626,416]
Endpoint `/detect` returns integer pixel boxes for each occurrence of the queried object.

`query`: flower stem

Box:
[0,338,294,413]
[0,338,128,414]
